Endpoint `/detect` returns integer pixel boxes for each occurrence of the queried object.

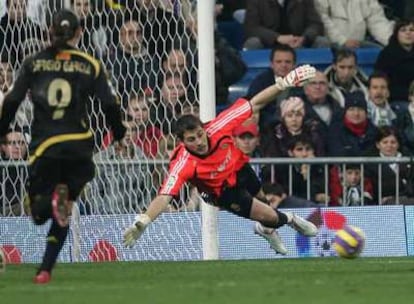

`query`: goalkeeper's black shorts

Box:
[216,163,262,218]
[28,157,95,200]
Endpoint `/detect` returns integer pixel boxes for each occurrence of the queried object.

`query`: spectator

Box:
[314,0,394,48]
[0,53,32,128]
[150,71,194,134]
[0,0,46,66]
[329,164,374,206]
[327,91,378,157]
[123,0,185,57]
[0,52,13,93]
[260,96,326,158]
[233,118,260,157]
[126,93,162,158]
[109,19,159,98]
[396,80,414,154]
[243,0,327,49]
[178,6,246,105]
[366,71,396,127]
[247,44,296,129]
[374,19,414,101]
[366,126,414,204]
[262,182,320,209]
[162,48,190,76]
[86,122,151,214]
[233,118,261,178]
[215,0,246,22]
[325,48,369,107]
[379,0,406,20]
[264,135,328,204]
[298,70,343,144]
[70,0,110,58]
[0,127,29,216]
[159,47,197,100]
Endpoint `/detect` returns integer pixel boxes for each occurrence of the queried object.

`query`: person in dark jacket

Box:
[375,19,414,101]
[243,0,327,49]
[327,91,378,157]
[365,126,414,204]
[247,44,296,129]
[396,80,414,154]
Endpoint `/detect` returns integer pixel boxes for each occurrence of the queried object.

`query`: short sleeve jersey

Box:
[159,98,252,197]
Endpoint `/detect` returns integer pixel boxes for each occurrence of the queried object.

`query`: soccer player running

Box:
[123,64,318,254]
[0,10,125,283]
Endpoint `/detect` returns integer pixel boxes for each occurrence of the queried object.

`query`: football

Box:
[333,225,365,259]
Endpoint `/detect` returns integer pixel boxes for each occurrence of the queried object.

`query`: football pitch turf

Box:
[1,257,413,304]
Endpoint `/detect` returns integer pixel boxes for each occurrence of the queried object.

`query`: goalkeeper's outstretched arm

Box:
[249,64,316,115]
[123,194,173,247]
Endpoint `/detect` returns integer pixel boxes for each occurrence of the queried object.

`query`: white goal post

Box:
[197,0,219,260]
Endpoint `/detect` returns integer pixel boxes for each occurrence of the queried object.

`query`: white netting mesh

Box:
[0,0,201,218]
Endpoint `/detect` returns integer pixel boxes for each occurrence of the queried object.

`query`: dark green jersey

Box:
[0,45,125,162]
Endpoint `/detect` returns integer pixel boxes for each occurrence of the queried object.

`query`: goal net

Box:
[0,0,212,263]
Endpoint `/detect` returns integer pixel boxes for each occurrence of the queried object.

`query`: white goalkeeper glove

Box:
[275,64,316,91]
[123,214,152,248]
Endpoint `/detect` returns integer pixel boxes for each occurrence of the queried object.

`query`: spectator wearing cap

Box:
[260,96,326,158]
[327,91,378,157]
[233,119,260,156]
[233,118,261,178]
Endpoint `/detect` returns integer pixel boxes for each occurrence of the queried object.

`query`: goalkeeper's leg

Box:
[219,188,317,255]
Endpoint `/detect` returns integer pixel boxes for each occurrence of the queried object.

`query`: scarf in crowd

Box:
[343,116,368,137]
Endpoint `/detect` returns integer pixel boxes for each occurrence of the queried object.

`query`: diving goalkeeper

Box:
[123,65,318,254]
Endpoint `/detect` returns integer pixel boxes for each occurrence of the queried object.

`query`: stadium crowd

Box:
[1,0,414,216]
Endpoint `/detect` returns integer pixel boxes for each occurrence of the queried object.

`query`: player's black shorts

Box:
[217,163,261,218]
[28,157,95,200]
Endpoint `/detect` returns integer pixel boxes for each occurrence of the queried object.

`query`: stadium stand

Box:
[227,48,382,104]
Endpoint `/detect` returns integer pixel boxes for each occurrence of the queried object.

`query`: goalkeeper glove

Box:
[123,214,152,248]
[275,64,316,91]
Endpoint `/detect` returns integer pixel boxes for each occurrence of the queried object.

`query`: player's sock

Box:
[38,219,69,273]
[274,210,292,228]
[30,195,52,225]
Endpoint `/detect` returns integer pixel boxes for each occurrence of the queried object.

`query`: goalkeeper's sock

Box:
[274,210,292,228]
[38,219,69,273]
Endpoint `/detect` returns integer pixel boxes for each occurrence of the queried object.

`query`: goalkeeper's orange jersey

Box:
[159,98,253,197]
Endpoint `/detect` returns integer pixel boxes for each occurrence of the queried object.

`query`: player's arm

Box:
[0,61,31,136]
[123,194,173,248]
[123,151,192,247]
[93,63,126,141]
[249,64,316,116]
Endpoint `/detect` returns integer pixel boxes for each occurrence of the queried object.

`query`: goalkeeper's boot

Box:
[52,184,71,227]
[254,222,288,255]
[286,212,318,237]
[33,270,51,284]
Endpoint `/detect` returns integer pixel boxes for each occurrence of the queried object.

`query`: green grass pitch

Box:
[1,257,413,304]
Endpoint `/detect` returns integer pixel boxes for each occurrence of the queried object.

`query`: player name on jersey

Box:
[32,59,92,75]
